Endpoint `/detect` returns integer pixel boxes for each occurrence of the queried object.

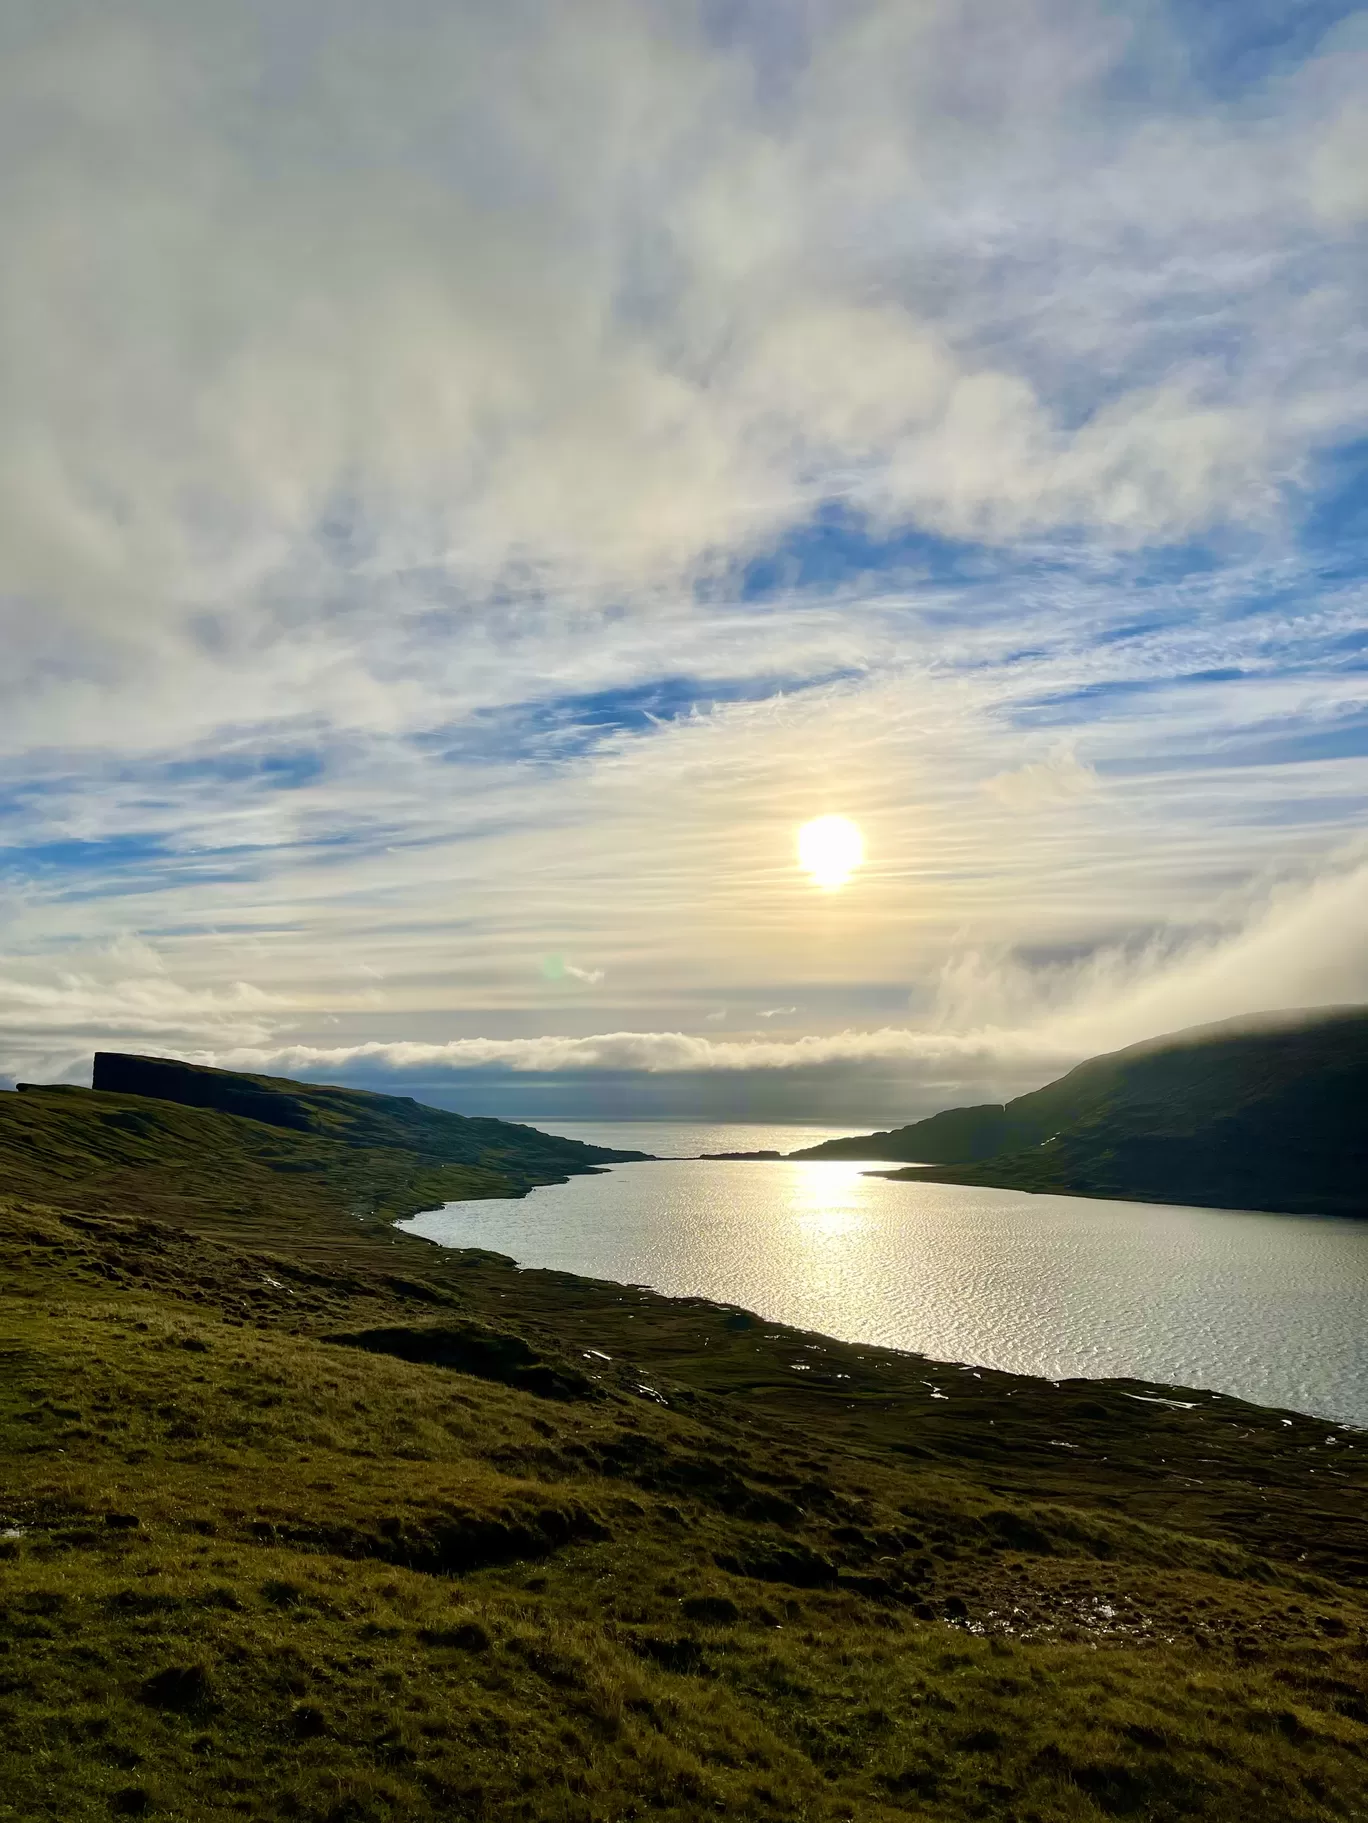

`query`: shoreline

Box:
[400,1169,1368,1433]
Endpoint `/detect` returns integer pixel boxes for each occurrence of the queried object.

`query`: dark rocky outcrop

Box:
[95,1052,316,1132]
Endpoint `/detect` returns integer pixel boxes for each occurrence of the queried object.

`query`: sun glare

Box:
[797,815,864,891]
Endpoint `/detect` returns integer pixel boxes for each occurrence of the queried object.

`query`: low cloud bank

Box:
[213,1025,1067,1081]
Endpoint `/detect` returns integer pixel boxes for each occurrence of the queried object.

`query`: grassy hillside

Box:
[0,1057,647,1245]
[1,1062,1366,1820]
[90,1053,649,1184]
[794,1008,1368,1216]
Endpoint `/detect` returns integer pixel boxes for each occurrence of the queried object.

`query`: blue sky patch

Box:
[420,667,860,767]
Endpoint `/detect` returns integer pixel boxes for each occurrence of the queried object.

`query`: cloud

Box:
[1,0,1365,712]
[923,853,1368,1068]
[541,956,606,986]
[983,746,1099,810]
[177,855,1368,1095]
[0,3,1362,757]
[0,4,1364,1113]
[0,941,279,1085]
[1034,857,1368,1055]
[208,1025,1048,1081]
[2,846,1364,1120]
[1,590,1363,1099]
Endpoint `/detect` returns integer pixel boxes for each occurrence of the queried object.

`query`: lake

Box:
[399,1120,1368,1428]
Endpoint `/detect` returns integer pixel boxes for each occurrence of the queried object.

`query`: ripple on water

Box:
[399,1143,1368,1428]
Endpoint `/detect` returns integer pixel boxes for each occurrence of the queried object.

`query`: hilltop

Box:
[792,1007,1368,1216]
[1,1055,1365,1820]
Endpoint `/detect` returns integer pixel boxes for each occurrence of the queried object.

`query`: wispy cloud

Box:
[561,963,606,987]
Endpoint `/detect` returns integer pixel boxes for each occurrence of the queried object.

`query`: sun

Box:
[797,815,864,891]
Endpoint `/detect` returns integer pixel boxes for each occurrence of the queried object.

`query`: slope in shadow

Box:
[793,1006,1368,1216]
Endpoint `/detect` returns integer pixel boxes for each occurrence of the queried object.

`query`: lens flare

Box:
[797,815,864,891]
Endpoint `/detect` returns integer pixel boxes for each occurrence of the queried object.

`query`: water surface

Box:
[401,1120,1368,1427]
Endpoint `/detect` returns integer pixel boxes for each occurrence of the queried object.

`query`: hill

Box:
[90,1051,651,1183]
[0,1053,648,1241]
[791,1007,1368,1216]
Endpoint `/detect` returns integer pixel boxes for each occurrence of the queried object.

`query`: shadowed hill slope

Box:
[792,1007,1368,1216]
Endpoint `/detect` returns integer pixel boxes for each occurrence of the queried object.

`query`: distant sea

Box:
[402,1119,1368,1429]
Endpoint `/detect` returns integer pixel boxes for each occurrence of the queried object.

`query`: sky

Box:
[2,0,1367,1123]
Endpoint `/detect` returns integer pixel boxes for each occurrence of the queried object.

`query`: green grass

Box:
[1,1070,1366,1819]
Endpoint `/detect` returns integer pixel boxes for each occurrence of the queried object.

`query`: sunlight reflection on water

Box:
[399,1123,1368,1427]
